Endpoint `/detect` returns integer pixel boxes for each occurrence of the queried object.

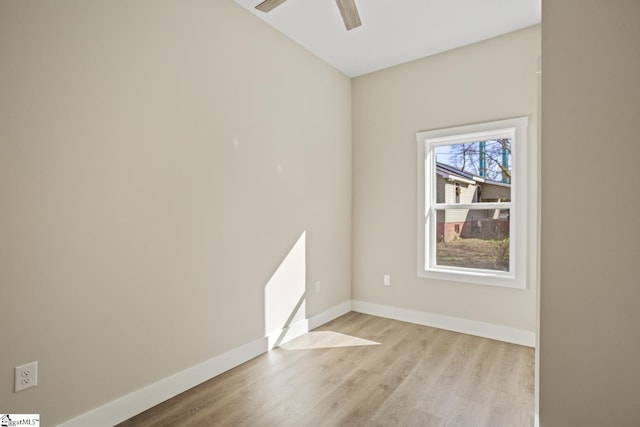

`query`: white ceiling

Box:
[234,0,541,77]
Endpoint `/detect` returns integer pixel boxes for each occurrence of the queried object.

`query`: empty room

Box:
[1,1,638,426]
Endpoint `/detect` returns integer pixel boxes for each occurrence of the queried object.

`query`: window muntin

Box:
[417,118,528,288]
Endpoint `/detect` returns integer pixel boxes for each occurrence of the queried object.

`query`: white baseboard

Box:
[57,337,267,427]
[351,300,535,347]
[266,319,310,350]
[56,300,532,426]
[309,300,352,330]
[266,300,353,349]
[57,301,351,427]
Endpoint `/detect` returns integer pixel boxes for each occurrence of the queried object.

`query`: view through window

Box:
[434,139,512,272]
[417,117,528,288]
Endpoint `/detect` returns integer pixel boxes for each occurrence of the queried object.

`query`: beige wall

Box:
[0,1,352,424]
[540,1,640,425]
[352,26,540,331]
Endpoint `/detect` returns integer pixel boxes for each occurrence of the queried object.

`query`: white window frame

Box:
[416,117,528,289]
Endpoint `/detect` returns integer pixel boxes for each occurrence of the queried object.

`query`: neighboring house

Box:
[435,162,510,242]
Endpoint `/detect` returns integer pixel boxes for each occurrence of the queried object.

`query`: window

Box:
[416,117,528,288]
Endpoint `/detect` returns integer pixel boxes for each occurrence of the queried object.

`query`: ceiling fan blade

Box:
[335,0,362,31]
[255,0,288,13]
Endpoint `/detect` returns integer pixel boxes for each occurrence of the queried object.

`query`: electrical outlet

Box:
[383,275,391,286]
[314,281,321,293]
[15,361,38,392]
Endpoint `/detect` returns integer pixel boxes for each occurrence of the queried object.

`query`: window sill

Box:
[418,267,526,289]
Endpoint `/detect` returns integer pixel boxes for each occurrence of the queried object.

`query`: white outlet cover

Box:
[15,361,38,392]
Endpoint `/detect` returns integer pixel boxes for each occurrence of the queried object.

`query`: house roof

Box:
[436,162,510,187]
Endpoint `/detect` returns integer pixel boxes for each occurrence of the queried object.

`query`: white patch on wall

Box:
[264,231,307,348]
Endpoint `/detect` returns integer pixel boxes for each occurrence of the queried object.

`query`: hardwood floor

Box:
[118,312,534,426]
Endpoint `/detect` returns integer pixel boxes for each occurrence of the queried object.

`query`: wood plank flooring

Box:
[118,312,534,427]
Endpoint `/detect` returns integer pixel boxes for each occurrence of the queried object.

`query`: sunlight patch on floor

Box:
[281,331,380,350]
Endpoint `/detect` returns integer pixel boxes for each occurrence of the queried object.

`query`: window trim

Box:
[417,117,528,289]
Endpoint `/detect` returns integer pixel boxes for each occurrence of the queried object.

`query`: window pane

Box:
[435,208,510,272]
[434,140,511,203]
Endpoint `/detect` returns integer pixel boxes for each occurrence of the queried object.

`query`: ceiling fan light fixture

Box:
[254,0,362,31]
[336,0,362,31]
[255,0,288,13]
